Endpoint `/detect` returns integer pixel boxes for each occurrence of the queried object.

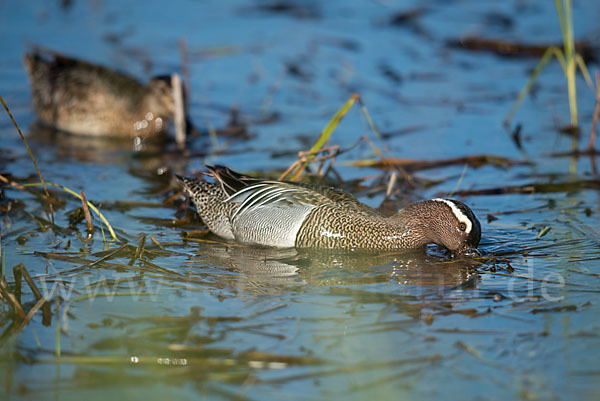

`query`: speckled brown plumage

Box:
[23,49,176,137]
[178,176,237,240]
[178,166,482,254]
[296,204,410,249]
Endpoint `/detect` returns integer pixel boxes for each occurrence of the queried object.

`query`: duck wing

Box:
[222,178,329,247]
[209,165,382,218]
[226,181,328,222]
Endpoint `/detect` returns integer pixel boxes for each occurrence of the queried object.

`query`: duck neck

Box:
[389,207,436,249]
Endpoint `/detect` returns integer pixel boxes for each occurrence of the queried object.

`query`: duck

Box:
[23,49,181,138]
[178,166,481,255]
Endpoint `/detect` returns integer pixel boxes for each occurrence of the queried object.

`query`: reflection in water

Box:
[1,242,484,400]
[27,121,171,165]
[28,121,130,164]
[188,240,481,294]
[296,247,480,289]
[188,243,305,293]
[26,121,192,186]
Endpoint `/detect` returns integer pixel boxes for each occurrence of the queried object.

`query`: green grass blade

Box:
[504,47,561,126]
[446,164,468,198]
[359,101,382,141]
[575,54,594,90]
[289,93,360,180]
[554,0,567,51]
[553,47,568,75]
[562,0,577,126]
[507,1,582,128]
[566,60,578,127]
[563,0,574,57]
[309,93,360,154]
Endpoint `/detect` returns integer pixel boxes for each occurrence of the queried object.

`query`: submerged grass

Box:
[0,276,26,319]
[55,301,60,358]
[0,263,53,337]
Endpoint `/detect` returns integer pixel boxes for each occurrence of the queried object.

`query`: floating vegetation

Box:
[535,226,552,239]
[448,36,596,62]
[448,178,600,196]
[1,95,117,242]
[346,154,527,172]
[23,182,117,241]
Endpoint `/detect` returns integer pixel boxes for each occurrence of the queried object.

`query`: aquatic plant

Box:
[280,93,360,180]
[23,182,117,241]
[0,94,117,242]
[504,0,593,129]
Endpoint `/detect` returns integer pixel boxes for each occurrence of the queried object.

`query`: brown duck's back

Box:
[23,51,173,137]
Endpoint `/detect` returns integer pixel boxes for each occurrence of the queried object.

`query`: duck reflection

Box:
[27,121,134,164]
[27,121,192,180]
[188,243,304,294]
[188,240,481,294]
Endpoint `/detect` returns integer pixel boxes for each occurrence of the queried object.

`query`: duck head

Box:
[395,199,481,256]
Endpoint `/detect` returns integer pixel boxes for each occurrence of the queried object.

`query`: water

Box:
[1,0,600,400]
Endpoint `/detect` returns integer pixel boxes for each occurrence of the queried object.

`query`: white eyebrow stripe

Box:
[433,198,472,233]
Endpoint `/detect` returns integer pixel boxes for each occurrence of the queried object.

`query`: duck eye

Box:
[458,222,467,231]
